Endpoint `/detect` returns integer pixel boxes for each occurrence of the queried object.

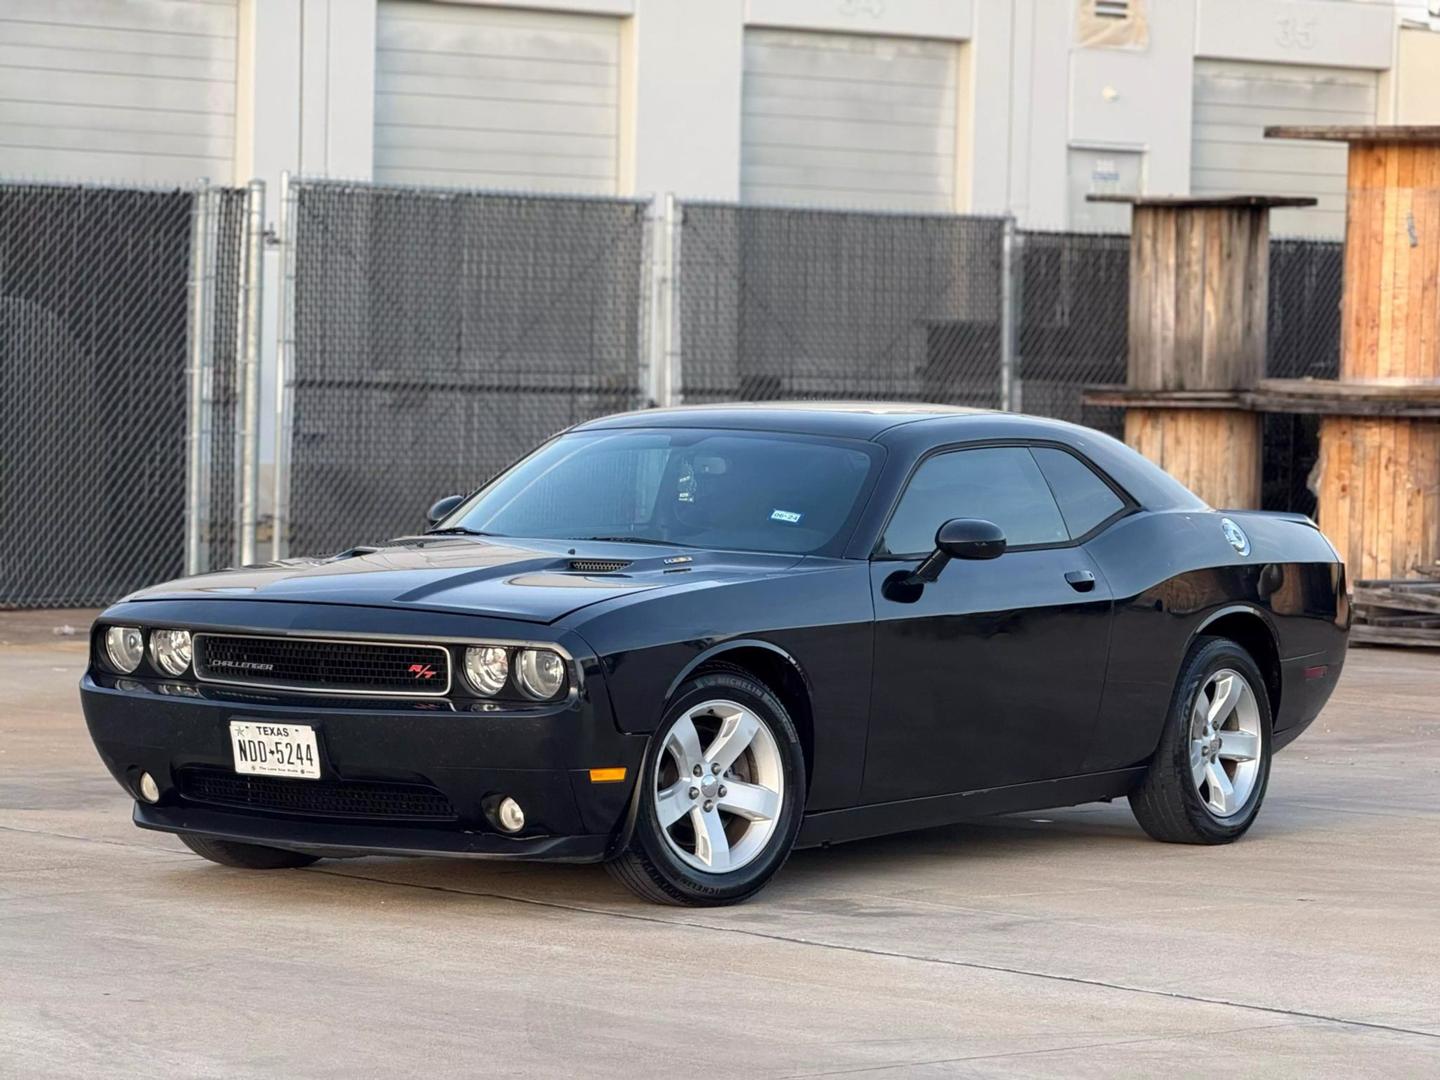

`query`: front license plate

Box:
[229,721,320,779]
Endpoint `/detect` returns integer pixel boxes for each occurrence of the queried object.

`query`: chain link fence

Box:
[1015,230,1130,436]
[276,180,651,557]
[0,182,245,608]
[1,180,1346,605]
[198,187,248,573]
[1263,238,1343,517]
[672,203,1341,516]
[674,203,1007,406]
[1267,238,1344,382]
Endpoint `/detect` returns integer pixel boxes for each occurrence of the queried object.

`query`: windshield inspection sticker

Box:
[770,509,803,524]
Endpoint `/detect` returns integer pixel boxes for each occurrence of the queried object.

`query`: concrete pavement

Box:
[2,612,1437,1078]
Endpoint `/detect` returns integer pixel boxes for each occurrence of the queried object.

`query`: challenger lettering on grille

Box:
[209,659,276,672]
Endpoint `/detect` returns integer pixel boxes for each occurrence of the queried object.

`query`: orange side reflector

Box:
[589,767,627,784]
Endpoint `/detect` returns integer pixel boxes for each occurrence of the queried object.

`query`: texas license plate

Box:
[229,721,320,779]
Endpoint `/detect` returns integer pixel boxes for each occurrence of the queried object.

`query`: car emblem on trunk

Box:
[1221,518,1251,557]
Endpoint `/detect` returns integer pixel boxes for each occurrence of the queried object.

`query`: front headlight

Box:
[103,626,145,674]
[516,648,567,700]
[463,645,509,696]
[150,629,193,676]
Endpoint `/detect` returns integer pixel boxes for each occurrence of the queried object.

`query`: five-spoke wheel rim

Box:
[1190,668,1263,819]
[654,699,785,874]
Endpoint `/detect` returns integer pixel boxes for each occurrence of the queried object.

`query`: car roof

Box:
[571,402,1208,513]
[573,401,997,440]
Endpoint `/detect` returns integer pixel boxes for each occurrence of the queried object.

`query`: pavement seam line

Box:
[0,822,191,857]
[310,866,1440,1045]
[779,1019,1327,1078]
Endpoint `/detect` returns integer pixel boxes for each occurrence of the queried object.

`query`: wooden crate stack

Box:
[1256,126,1440,649]
[1353,572,1440,648]
[1081,194,1315,509]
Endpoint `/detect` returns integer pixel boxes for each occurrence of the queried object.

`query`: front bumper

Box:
[131,803,614,861]
[81,672,648,863]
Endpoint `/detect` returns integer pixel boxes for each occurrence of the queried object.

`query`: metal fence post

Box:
[648,194,679,408]
[185,184,219,576]
[658,193,680,407]
[645,192,681,408]
[236,180,266,566]
[999,215,1023,413]
[644,197,663,407]
[272,171,297,560]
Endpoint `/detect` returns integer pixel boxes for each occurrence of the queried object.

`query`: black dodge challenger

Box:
[81,404,1349,905]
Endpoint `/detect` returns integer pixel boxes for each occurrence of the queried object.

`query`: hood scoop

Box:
[327,546,381,562]
[568,558,632,573]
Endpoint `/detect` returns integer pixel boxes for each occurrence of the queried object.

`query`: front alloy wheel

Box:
[607,667,805,905]
[654,699,785,874]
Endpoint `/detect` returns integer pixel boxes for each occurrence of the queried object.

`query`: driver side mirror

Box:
[910,518,1006,584]
[426,494,465,528]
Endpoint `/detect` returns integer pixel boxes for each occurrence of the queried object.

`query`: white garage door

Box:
[741,28,960,211]
[375,1,621,193]
[1192,59,1377,237]
[0,0,236,184]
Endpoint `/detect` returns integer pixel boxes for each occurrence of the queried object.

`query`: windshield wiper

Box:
[424,526,496,537]
[567,535,682,547]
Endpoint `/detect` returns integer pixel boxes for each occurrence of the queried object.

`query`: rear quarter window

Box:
[1031,446,1126,539]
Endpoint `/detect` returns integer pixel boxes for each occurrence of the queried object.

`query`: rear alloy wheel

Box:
[1129,636,1273,844]
[1188,668,1264,819]
[607,668,805,905]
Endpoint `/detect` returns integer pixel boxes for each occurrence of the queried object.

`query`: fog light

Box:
[496,796,525,833]
[138,772,160,804]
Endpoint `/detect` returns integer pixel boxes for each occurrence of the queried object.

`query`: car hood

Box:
[122,537,806,624]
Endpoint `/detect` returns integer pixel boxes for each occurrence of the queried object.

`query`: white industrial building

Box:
[4,0,1440,236]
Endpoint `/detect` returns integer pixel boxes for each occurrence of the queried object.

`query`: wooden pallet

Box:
[1352,579,1440,647]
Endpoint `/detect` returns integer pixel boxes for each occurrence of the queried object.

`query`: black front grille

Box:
[194,634,451,695]
[177,769,457,821]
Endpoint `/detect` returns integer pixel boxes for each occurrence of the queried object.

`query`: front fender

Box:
[562,562,874,811]
[662,638,811,702]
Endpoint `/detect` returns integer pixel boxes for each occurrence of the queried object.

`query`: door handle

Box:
[1065,569,1096,593]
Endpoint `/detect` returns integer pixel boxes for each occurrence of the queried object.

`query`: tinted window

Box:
[880,447,1068,555]
[448,429,879,556]
[1032,447,1126,538]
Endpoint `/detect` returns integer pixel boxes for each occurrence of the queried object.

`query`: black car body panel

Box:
[80,405,1349,864]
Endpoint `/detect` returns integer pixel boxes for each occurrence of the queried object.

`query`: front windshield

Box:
[443,428,881,556]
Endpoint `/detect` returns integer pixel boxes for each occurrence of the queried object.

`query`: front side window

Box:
[880,446,1069,556]
[444,428,880,556]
